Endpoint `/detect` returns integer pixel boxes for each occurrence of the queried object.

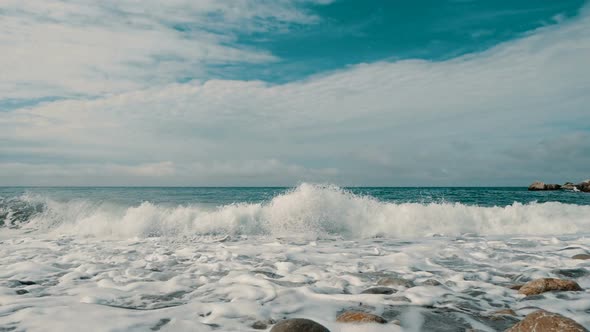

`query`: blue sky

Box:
[1,0,589,186]
[228,0,585,82]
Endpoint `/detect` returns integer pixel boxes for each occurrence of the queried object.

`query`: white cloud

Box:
[1,4,589,185]
[0,0,329,100]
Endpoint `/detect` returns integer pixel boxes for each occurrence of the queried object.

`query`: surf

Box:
[2,184,589,239]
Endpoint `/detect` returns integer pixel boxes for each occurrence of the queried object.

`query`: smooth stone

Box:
[573,254,590,260]
[16,289,29,295]
[518,278,582,296]
[336,311,387,324]
[361,286,396,295]
[506,310,588,332]
[377,277,415,288]
[270,319,330,332]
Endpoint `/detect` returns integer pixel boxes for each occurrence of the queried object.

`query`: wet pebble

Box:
[336,311,387,324]
[518,278,582,296]
[506,310,588,332]
[270,318,330,332]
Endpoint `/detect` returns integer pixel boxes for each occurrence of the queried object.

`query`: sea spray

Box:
[2,184,589,238]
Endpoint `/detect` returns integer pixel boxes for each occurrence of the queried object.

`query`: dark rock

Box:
[15,289,29,295]
[377,277,415,288]
[518,278,582,296]
[270,319,330,332]
[336,311,387,324]
[361,286,396,295]
[545,183,562,190]
[506,310,588,332]
[576,180,590,192]
[573,254,590,260]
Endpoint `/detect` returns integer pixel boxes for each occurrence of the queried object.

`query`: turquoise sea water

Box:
[1,186,588,207]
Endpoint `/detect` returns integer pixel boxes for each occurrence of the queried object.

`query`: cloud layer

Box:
[0,0,328,100]
[1,3,589,186]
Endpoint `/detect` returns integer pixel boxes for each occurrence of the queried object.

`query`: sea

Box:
[1,184,589,331]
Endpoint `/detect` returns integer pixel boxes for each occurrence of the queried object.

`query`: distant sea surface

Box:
[2,185,589,207]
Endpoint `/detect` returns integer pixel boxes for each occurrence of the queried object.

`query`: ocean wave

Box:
[2,184,590,238]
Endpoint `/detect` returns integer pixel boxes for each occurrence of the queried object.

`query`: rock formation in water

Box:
[528,179,589,192]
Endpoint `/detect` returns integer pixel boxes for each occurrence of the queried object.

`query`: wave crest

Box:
[4,184,590,238]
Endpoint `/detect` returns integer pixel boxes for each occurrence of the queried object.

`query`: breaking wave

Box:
[2,184,590,238]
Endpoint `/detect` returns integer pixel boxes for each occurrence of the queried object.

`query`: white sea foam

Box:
[14,183,590,238]
[2,185,590,331]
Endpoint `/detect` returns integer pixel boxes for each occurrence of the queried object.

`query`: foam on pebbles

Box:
[1,232,590,331]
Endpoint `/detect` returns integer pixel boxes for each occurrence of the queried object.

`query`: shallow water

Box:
[1,184,589,331]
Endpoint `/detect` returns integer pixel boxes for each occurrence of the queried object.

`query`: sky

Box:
[1,0,589,186]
